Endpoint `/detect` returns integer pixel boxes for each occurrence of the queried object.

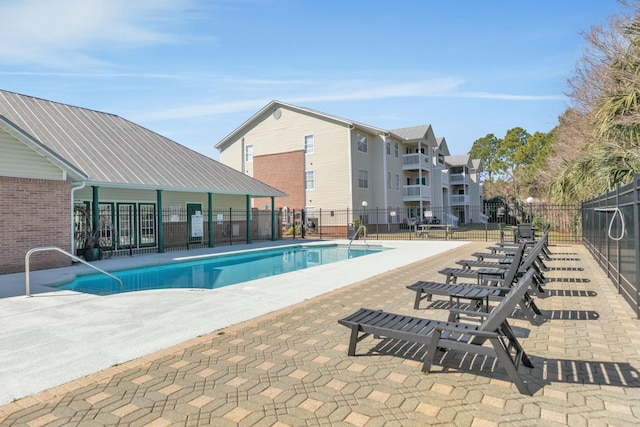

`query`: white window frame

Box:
[305,170,315,190]
[386,141,391,156]
[304,134,314,154]
[395,174,400,191]
[357,133,368,153]
[358,169,369,189]
[394,142,399,158]
[245,144,253,163]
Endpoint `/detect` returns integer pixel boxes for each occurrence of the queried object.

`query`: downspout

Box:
[70,181,87,254]
[347,125,354,212]
[382,134,388,225]
[418,140,423,222]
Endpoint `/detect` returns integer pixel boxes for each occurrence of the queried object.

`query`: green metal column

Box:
[157,190,164,253]
[246,195,252,244]
[92,186,100,233]
[271,196,276,241]
[208,192,214,248]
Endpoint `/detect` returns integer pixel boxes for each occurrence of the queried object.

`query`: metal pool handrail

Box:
[348,225,368,249]
[25,246,123,297]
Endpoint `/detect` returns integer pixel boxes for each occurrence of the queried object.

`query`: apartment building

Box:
[215,101,482,226]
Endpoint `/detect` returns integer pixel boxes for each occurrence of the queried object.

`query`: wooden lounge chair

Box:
[338,269,537,395]
[438,243,526,286]
[456,236,548,290]
[407,245,541,324]
[484,225,552,261]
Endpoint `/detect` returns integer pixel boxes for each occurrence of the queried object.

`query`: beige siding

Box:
[386,139,404,209]
[74,188,246,211]
[0,128,65,180]
[220,106,353,210]
[305,123,351,210]
[218,137,244,173]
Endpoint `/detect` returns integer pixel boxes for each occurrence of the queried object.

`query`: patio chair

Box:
[338,269,537,395]
[408,245,542,324]
[438,243,526,286]
[485,225,552,261]
[456,236,548,290]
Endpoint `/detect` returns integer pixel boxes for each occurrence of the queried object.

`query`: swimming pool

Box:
[55,244,387,295]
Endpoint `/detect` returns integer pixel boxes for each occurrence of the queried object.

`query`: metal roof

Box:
[445,154,472,167]
[389,125,433,141]
[0,90,285,197]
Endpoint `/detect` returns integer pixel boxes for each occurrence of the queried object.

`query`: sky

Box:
[0,0,629,161]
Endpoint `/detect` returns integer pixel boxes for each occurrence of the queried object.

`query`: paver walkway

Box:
[1,242,640,426]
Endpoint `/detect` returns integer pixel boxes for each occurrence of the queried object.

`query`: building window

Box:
[305,171,315,190]
[358,169,368,189]
[395,174,400,190]
[139,203,156,245]
[386,141,391,156]
[245,144,253,163]
[387,172,391,190]
[304,134,314,154]
[357,133,368,153]
[394,142,399,158]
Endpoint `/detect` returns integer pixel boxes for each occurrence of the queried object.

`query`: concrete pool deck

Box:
[0,239,467,406]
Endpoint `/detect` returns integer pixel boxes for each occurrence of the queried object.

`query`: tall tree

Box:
[545,1,640,204]
[469,133,501,182]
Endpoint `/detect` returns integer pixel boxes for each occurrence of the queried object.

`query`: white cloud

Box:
[131,76,563,123]
[0,0,194,68]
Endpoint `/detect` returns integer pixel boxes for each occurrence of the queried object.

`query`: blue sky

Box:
[0,0,626,161]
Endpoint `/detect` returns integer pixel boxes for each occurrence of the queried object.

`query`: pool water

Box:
[55,244,387,295]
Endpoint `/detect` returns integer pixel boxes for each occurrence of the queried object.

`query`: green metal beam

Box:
[157,190,164,253]
[246,195,252,244]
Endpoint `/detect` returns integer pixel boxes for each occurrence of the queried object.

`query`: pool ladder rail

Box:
[24,246,123,297]
[348,225,368,249]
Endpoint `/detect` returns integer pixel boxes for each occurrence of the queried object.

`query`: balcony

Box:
[451,194,470,205]
[441,172,449,187]
[403,184,431,202]
[449,173,469,185]
[403,153,430,171]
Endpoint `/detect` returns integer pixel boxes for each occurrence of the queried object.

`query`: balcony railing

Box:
[403,184,431,201]
[441,172,449,187]
[449,173,469,184]
[403,153,430,171]
[451,194,470,205]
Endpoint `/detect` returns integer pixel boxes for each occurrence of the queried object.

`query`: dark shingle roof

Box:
[0,90,285,197]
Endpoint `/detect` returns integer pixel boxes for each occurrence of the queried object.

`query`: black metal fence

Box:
[293,203,582,245]
[78,202,582,261]
[76,206,282,259]
[582,174,640,318]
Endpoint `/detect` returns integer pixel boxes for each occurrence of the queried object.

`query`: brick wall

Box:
[253,150,305,210]
[0,176,72,274]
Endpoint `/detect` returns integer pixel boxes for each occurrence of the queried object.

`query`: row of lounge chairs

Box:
[338,227,551,395]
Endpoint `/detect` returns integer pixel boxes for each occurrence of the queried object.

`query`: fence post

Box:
[634,173,640,317]
[615,183,621,288]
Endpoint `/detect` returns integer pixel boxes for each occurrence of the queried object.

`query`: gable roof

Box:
[215,100,436,150]
[0,90,285,197]
[445,154,472,167]
[216,100,391,150]
[389,125,434,142]
[436,137,451,156]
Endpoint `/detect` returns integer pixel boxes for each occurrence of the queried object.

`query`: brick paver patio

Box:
[1,242,640,426]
